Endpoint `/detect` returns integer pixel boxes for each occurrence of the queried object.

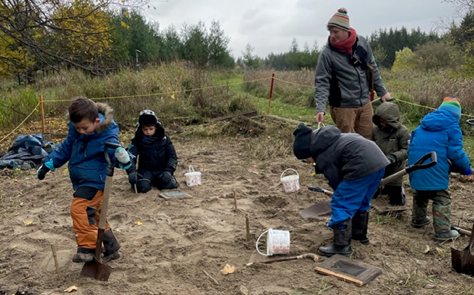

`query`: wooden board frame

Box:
[314,254,382,286]
[159,191,192,200]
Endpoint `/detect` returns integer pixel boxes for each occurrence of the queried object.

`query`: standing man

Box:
[314,8,391,139]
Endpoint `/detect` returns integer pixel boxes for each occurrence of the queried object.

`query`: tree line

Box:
[1,0,473,84]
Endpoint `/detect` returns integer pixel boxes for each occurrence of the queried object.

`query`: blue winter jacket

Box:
[408,109,470,191]
[42,103,120,191]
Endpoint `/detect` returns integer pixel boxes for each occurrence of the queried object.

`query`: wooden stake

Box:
[39,95,46,134]
[267,73,275,114]
[50,244,60,280]
[134,184,138,194]
[245,214,250,242]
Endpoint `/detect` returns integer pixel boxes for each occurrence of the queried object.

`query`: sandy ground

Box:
[1,119,474,295]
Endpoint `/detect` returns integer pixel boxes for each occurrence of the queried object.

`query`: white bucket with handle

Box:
[256,228,291,256]
[184,165,201,187]
[280,168,300,193]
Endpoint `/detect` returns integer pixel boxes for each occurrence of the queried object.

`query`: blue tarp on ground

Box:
[0,133,58,170]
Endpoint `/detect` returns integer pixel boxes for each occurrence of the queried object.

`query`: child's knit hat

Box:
[439,97,461,120]
[327,8,350,31]
[293,123,313,160]
[138,109,159,126]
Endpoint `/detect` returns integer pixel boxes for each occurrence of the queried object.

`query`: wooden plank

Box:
[314,254,382,286]
[264,114,305,126]
[314,267,364,286]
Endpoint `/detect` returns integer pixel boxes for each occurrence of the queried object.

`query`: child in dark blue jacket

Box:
[37,97,137,263]
[128,110,178,193]
[293,124,389,257]
[408,97,471,241]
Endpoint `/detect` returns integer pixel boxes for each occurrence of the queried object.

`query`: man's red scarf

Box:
[330,28,357,55]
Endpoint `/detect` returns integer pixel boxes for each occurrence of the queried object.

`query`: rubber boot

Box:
[102,229,121,262]
[386,186,406,206]
[318,219,353,257]
[352,211,369,244]
[435,229,460,242]
[411,216,431,229]
[72,248,95,263]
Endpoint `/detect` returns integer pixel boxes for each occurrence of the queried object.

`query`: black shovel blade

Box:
[80,257,112,281]
[451,246,474,275]
[451,247,463,273]
[300,201,331,219]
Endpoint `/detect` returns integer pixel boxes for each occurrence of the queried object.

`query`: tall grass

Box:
[0,87,39,130]
[2,65,474,135]
[244,70,315,107]
[243,69,474,129]
[0,64,255,129]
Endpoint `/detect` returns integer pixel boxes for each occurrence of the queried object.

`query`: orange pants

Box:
[71,190,111,250]
[330,101,373,139]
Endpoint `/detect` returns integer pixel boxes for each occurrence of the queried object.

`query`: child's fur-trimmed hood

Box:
[95,103,114,134]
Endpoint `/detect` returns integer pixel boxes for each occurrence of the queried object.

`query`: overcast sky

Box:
[146,0,460,58]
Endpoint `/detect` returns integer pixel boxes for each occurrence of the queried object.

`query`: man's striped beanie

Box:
[327,8,350,31]
[439,96,461,119]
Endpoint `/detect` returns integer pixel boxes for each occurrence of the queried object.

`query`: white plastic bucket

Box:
[280,168,300,193]
[256,228,291,256]
[184,165,201,187]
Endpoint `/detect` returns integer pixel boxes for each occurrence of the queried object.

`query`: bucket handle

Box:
[188,165,195,173]
[255,229,270,256]
[280,168,299,180]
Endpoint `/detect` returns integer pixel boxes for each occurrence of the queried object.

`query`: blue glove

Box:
[115,147,130,164]
[44,158,55,171]
[119,162,132,170]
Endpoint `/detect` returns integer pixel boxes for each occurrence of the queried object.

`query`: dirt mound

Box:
[221,115,265,136]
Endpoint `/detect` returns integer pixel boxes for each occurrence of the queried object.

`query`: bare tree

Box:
[443,0,474,12]
[0,0,149,77]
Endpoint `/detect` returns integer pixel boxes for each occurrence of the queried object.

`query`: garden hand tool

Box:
[300,151,437,219]
[80,142,121,281]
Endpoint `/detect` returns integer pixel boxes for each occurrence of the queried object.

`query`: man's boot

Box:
[319,219,352,257]
[352,211,369,244]
[102,229,121,262]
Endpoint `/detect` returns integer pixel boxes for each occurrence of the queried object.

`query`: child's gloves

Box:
[115,147,130,164]
[37,164,50,180]
[387,154,397,165]
[37,159,55,180]
[126,165,138,185]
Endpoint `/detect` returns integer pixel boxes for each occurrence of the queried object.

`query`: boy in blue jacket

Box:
[293,124,389,257]
[408,97,471,241]
[37,97,137,263]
